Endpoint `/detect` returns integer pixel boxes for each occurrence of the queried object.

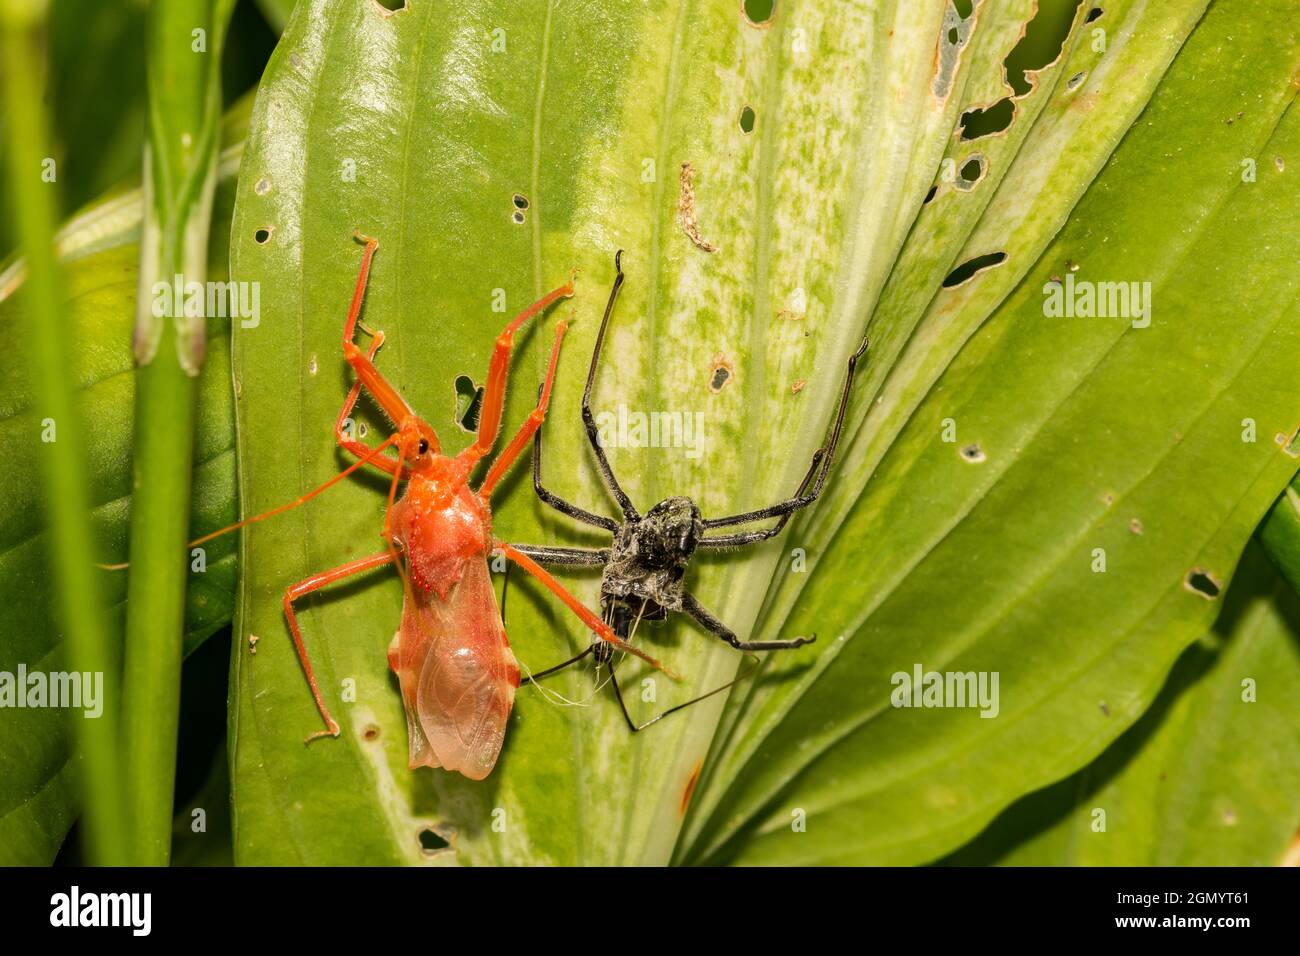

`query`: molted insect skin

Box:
[387,559,519,780]
[602,496,702,627]
[387,473,519,780]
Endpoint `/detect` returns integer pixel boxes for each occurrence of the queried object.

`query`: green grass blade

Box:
[0,0,128,867]
[120,0,234,865]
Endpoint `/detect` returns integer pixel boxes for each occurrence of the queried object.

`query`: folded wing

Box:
[387,559,520,780]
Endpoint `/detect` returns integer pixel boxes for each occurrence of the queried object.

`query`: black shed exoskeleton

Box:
[513,252,868,730]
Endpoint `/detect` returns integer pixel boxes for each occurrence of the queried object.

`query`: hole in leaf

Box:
[743,0,776,25]
[1067,71,1087,91]
[1086,6,1104,22]
[418,827,450,854]
[959,156,985,184]
[960,443,986,463]
[959,99,1015,140]
[942,252,1006,288]
[512,193,529,209]
[709,355,734,393]
[1004,1,1081,96]
[739,105,756,133]
[923,184,938,204]
[1184,568,1221,600]
[254,227,272,244]
[948,27,959,43]
[511,210,525,224]
[959,1,1081,140]
[373,0,408,11]
[454,374,485,432]
[952,0,974,16]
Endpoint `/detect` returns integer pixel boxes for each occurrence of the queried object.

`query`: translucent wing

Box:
[387,559,520,780]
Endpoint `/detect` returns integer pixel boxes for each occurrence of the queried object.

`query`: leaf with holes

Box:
[227,0,1300,865]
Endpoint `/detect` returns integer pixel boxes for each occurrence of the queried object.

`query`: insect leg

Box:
[464,276,576,464]
[501,552,601,684]
[496,542,681,680]
[532,386,620,531]
[606,652,762,732]
[341,235,436,451]
[283,550,397,742]
[698,450,822,548]
[520,644,598,685]
[508,544,609,566]
[680,592,816,651]
[580,251,639,519]
[478,317,569,498]
[701,334,869,535]
[333,323,406,477]
[188,434,401,549]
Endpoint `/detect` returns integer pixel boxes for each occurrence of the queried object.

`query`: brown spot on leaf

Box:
[678,162,718,252]
[680,760,704,815]
[709,354,734,393]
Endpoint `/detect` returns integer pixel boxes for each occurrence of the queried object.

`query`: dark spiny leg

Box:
[581,251,639,519]
[509,543,609,567]
[607,651,762,733]
[701,334,869,538]
[520,643,597,685]
[699,449,823,548]
[681,592,816,651]
[532,384,620,532]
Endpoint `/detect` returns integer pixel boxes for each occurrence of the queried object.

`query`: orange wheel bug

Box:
[202,234,675,781]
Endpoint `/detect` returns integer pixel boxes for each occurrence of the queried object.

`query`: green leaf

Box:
[1258,473,1300,596]
[685,0,1300,865]
[228,0,1300,866]
[0,102,246,865]
[945,543,1300,866]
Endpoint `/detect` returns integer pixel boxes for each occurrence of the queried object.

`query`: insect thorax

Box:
[600,496,703,627]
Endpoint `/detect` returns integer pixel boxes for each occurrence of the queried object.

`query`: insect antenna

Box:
[98,434,403,569]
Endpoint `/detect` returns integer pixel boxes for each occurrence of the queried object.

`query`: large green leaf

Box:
[228,0,1300,866]
[946,543,1300,866]
[684,0,1300,865]
[0,104,247,865]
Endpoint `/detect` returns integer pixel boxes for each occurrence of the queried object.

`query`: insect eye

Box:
[418,439,429,455]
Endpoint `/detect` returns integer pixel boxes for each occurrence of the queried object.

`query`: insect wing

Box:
[388,559,519,780]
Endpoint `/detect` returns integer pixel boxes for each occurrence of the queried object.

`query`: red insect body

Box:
[200,235,674,781]
[386,461,518,780]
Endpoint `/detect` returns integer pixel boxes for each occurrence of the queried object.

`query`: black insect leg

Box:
[605,648,762,732]
[580,250,640,520]
[532,384,619,532]
[700,333,869,544]
[501,545,606,685]
[680,592,815,651]
[507,544,609,567]
[520,644,597,685]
